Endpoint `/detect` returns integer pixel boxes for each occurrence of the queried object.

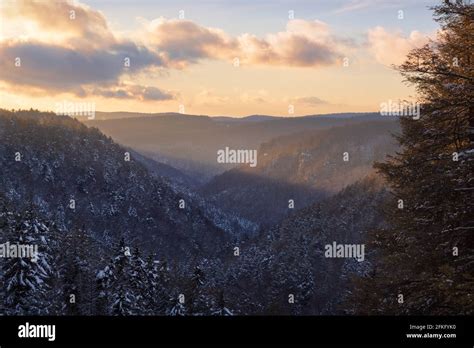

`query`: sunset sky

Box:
[0,0,439,116]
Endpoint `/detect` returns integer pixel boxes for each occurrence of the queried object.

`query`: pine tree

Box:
[144,255,173,315]
[128,246,148,313]
[350,0,474,315]
[186,266,211,315]
[142,254,159,315]
[109,238,135,315]
[58,227,98,315]
[95,238,126,315]
[150,258,173,315]
[95,264,113,315]
[2,208,55,314]
[96,238,152,315]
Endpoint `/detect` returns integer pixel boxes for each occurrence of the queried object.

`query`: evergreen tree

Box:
[128,246,148,313]
[95,264,113,315]
[153,259,173,315]
[58,227,97,315]
[2,208,55,315]
[109,238,135,315]
[142,254,160,315]
[96,238,152,315]
[186,266,211,315]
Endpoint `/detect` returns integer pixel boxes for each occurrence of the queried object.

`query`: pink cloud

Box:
[367,26,431,66]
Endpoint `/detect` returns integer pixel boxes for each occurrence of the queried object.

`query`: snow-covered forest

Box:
[0,1,472,316]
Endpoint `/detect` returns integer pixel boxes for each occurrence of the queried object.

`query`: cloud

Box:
[146,18,350,68]
[239,19,352,67]
[139,86,175,101]
[0,0,170,100]
[146,18,237,68]
[93,84,175,101]
[239,90,269,104]
[367,26,430,66]
[293,96,328,106]
[333,0,385,14]
[1,0,115,48]
[0,0,353,102]
[192,89,231,106]
[0,40,164,94]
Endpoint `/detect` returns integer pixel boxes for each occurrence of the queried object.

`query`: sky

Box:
[0,0,440,117]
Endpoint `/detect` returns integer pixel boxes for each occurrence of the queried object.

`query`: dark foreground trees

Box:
[0,195,228,316]
[349,0,474,314]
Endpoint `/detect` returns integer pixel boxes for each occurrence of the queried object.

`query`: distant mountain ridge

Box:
[94,111,387,121]
[86,112,394,181]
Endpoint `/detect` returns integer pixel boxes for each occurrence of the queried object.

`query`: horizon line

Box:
[0,107,380,119]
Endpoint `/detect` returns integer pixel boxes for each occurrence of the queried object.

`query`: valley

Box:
[0,109,397,315]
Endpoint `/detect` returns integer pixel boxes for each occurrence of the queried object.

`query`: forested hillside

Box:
[0,176,386,315]
[0,109,227,261]
[0,109,390,315]
[202,120,399,227]
[202,177,388,314]
[0,197,234,315]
